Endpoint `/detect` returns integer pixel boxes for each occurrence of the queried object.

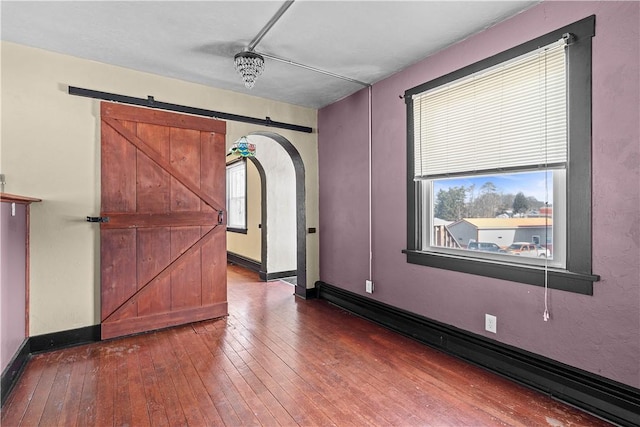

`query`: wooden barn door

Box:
[99,102,227,340]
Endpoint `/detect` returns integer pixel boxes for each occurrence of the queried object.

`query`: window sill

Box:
[402,249,599,295]
[227,227,248,234]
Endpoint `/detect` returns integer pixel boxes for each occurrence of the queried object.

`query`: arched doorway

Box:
[245,132,307,298]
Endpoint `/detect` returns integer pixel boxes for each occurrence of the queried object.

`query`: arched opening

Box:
[228,131,307,298]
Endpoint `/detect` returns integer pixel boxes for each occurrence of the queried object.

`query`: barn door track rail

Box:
[68,86,313,134]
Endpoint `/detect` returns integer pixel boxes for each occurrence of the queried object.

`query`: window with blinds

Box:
[404,15,598,294]
[413,39,567,179]
[408,39,568,269]
[404,17,597,293]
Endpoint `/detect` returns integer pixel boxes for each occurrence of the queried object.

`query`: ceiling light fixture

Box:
[230,136,256,157]
[231,0,369,90]
[233,1,294,89]
[234,50,265,89]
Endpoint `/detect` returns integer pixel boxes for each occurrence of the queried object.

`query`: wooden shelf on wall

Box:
[0,193,42,204]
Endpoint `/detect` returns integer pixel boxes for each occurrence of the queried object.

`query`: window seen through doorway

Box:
[226,159,247,233]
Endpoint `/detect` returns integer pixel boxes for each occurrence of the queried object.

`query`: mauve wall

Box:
[318,1,639,388]
[1,202,27,373]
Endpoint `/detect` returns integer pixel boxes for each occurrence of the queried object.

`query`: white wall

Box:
[0,41,318,335]
[251,134,297,275]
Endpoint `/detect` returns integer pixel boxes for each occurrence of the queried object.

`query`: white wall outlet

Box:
[485,314,497,333]
[365,280,374,294]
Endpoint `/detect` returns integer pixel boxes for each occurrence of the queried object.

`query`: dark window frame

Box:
[226,157,248,234]
[403,15,599,295]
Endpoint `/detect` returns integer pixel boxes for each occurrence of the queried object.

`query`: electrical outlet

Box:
[485,314,497,333]
[365,280,374,294]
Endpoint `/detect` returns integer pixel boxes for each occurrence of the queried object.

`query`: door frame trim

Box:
[249,131,308,298]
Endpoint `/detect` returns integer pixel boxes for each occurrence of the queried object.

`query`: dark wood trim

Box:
[403,250,597,295]
[244,132,309,298]
[565,17,595,275]
[315,280,640,427]
[404,16,596,99]
[246,157,268,277]
[29,325,101,354]
[1,339,30,407]
[262,270,297,281]
[404,16,598,294]
[226,227,248,234]
[301,286,318,300]
[3,325,101,408]
[227,252,261,273]
[250,132,307,297]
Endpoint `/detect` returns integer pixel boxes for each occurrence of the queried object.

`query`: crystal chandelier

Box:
[234,50,265,89]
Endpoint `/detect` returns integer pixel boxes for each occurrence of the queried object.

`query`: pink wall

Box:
[1,202,27,373]
[318,1,639,387]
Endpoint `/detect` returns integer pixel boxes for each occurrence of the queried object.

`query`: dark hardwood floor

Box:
[2,265,612,426]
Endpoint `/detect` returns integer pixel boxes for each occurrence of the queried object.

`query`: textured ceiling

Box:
[1,1,539,109]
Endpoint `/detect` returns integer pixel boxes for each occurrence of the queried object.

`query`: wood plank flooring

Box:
[2,265,612,426]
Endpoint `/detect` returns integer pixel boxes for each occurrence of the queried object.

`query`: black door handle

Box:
[87,216,110,223]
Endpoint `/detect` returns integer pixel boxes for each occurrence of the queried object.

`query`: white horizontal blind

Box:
[414,39,567,178]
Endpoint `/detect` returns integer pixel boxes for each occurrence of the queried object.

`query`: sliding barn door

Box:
[100,102,227,340]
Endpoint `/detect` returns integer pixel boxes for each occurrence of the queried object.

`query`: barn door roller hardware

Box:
[68,86,313,134]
